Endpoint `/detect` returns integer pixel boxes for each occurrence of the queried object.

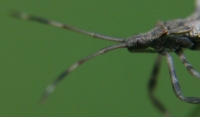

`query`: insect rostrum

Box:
[12,0,200,116]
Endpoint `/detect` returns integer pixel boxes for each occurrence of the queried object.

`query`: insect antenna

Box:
[11,11,125,42]
[40,43,127,103]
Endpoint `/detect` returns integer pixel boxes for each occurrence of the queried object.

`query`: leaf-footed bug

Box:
[11,0,200,116]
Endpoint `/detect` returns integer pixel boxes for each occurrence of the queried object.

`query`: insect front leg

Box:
[148,54,172,117]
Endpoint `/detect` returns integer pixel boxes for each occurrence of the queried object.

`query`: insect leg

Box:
[163,51,200,104]
[40,43,127,103]
[175,48,200,79]
[11,11,125,42]
[148,54,172,117]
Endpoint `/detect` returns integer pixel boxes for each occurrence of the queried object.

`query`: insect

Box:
[11,0,200,116]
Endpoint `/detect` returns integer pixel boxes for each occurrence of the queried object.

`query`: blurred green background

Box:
[1,0,200,117]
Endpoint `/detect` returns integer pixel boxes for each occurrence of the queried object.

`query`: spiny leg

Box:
[40,43,127,103]
[175,48,200,79]
[148,54,172,117]
[163,51,200,104]
[11,11,125,42]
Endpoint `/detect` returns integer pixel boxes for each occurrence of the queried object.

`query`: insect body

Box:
[127,19,200,52]
[12,0,200,116]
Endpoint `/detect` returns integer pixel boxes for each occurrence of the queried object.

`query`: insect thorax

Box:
[127,20,200,52]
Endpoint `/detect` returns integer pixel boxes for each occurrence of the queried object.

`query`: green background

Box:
[1,0,200,117]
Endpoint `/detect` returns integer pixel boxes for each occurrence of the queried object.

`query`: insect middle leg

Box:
[163,51,200,104]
